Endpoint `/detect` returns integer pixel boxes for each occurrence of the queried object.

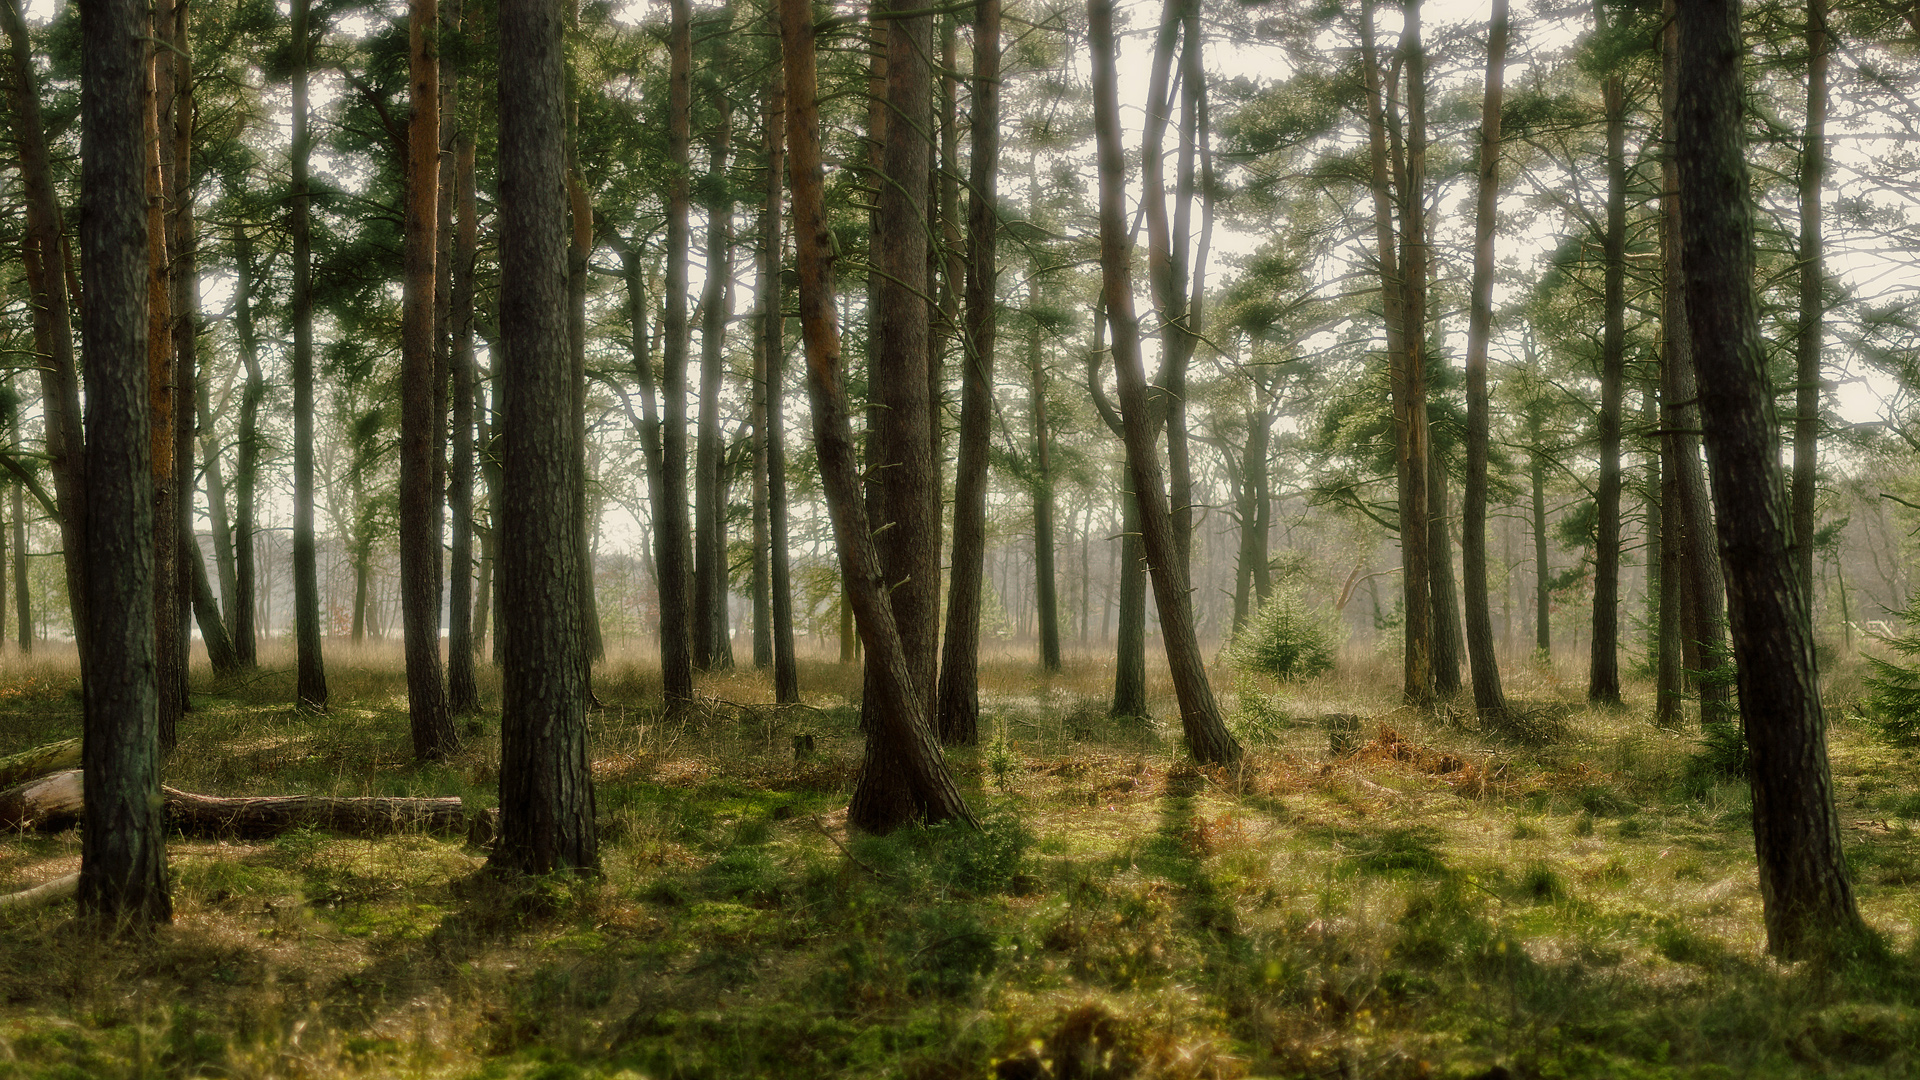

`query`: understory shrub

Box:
[1864,594,1920,743]
[1226,587,1343,683]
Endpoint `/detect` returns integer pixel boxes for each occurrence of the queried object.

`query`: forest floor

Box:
[1,644,1920,1079]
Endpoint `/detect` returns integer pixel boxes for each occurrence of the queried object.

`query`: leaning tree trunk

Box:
[1090,0,1240,767]
[1791,0,1827,607]
[1461,0,1509,717]
[934,0,1001,744]
[1,0,87,653]
[79,0,170,923]
[400,0,456,761]
[1675,0,1863,960]
[1590,56,1627,706]
[782,0,975,832]
[290,0,328,710]
[491,0,597,876]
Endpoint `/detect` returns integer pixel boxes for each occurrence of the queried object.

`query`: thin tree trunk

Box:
[1531,426,1550,656]
[291,0,328,710]
[1676,0,1863,959]
[147,29,182,753]
[1791,0,1827,606]
[782,0,975,832]
[492,0,597,875]
[79,0,170,923]
[1085,306,1148,720]
[448,127,481,716]
[694,94,734,672]
[167,0,198,714]
[400,0,455,761]
[1462,0,1509,716]
[195,377,237,633]
[230,223,262,668]
[1,0,88,652]
[658,0,696,713]
[1090,0,1239,766]
[935,0,1000,744]
[1428,452,1463,696]
[567,148,603,670]
[1591,48,1627,705]
[1029,281,1060,673]
[189,540,239,674]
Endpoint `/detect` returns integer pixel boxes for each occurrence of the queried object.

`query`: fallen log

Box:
[0,871,77,908]
[0,770,470,839]
[0,738,82,789]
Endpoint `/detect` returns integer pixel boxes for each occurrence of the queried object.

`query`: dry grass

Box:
[0,643,1917,1078]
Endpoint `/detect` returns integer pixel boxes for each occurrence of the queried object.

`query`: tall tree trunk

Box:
[0,0,87,652]
[290,0,328,710]
[147,28,182,752]
[448,128,481,716]
[167,0,199,708]
[935,0,1001,744]
[753,40,799,703]
[401,0,456,761]
[694,95,735,672]
[1462,0,1509,716]
[1675,0,1863,959]
[782,0,975,832]
[1397,2,1434,706]
[657,0,696,714]
[1791,0,1827,606]
[1029,282,1061,673]
[230,223,263,668]
[1428,452,1464,696]
[195,375,237,633]
[1090,0,1240,767]
[1084,307,1148,720]
[852,0,944,826]
[9,441,25,653]
[566,143,602,670]
[189,541,239,674]
[1662,0,1728,723]
[1530,417,1550,656]
[79,0,170,923]
[1590,48,1627,705]
[491,0,597,876]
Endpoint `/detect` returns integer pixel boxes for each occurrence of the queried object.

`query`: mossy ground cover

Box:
[2,644,1920,1078]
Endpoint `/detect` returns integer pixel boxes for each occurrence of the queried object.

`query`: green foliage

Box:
[1864,593,1920,743]
[1225,587,1343,683]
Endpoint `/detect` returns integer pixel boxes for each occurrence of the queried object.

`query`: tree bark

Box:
[935,0,1001,745]
[491,0,597,876]
[230,223,263,668]
[657,0,696,714]
[80,0,171,922]
[693,94,735,672]
[1428,452,1464,696]
[400,0,456,761]
[1791,0,1827,606]
[1530,410,1550,656]
[166,0,198,725]
[189,538,240,675]
[1590,52,1627,705]
[291,0,328,710]
[147,23,182,753]
[448,129,481,716]
[782,0,976,832]
[1029,281,1061,673]
[0,0,88,653]
[11,474,27,654]
[1090,0,1240,767]
[1085,306,1148,721]
[752,40,799,704]
[1462,0,1509,717]
[1675,0,1863,959]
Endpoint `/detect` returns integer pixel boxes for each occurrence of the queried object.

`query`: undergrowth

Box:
[0,643,1915,1079]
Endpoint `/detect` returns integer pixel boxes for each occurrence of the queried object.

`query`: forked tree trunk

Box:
[1089,0,1240,768]
[291,0,328,710]
[400,0,456,761]
[491,0,597,875]
[781,0,975,832]
[1675,0,1862,960]
[693,95,735,672]
[1462,0,1510,718]
[1,0,88,653]
[935,0,1001,744]
[80,0,170,923]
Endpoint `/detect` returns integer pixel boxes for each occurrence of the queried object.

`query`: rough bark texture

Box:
[782,0,975,833]
[1427,453,1464,697]
[1462,0,1509,717]
[231,223,263,668]
[1675,0,1863,959]
[935,0,1001,745]
[491,0,597,876]
[1590,62,1626,706]
[1,0,88,653]
[1090,0,1240,768]
[657,0,696,714]
[80,0,170,922]
[752,42,799,703]
[448,131,481,716]
[400,0,456,761]
[1085,307,1148,722]
[291,0,328,711]
[1791,0,1827,606]
[148,32,182,754]
[166,0,197,733]
[693,95,735,673]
